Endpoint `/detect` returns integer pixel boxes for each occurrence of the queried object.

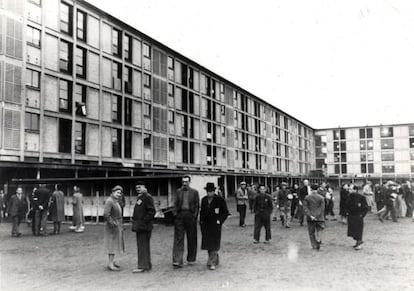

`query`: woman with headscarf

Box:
[200,182,229,270]
[104,185,125,271]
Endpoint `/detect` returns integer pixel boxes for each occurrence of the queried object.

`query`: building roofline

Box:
[80,0,314,130]
[315,122,414,131]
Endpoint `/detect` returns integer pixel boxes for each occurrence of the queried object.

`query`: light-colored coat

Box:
[72,192,85,226]
[104,196,125,254]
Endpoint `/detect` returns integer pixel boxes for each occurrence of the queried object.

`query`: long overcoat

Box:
[346,193,368,241]
[104,196,125,254]
[200,195,229,251]
[72,192,85,226]
[339,189,349,216]
[49,190,65,222]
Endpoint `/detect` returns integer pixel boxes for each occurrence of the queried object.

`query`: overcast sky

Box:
[87,0,414,129]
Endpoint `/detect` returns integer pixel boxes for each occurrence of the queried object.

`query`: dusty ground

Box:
[1,195,414,291]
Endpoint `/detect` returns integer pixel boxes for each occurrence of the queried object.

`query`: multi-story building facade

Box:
[0,0,316,215]
[315,123,414,185]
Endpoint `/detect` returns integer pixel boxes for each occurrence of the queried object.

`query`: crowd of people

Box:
[1,184,86,237]
[1,176,412,273]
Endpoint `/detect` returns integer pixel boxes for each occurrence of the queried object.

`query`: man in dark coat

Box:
[32,184,51,236]
[132,183,155,273]
[401,181,413,218]
[346,185,369,250]
[172,175,200,268]
[377,182,397,223]
[303,184,325,250]
[7,187,28,237]
[298,179,311,226]
[253,185,273,243]
[200,183,229,270]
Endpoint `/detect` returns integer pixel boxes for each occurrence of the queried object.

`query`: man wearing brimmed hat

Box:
[172,175,200,268]
[200,182,229,270]
[235,181,248,227]
[253,185,273,243]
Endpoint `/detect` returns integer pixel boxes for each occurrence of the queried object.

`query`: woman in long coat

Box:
[339,184,349,224]
[49,184,65,234]
[104,185,125,271]
[71,186,85,232]
[200,182,229,270]
[346,185,368,250]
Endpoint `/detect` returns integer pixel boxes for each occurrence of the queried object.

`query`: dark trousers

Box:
[376,201,384,212]
[307,221,324,248]
[248,199,255,212]
[325,200,335,216]
[291,200,298,218]
[237,204,247,226]
[173,211,197,265]
[378,204,397,222]
[254,213,271,241]
[207,250,219,267]
[34,210,48,235]
[53,222,61,234]
[405,199,413,217]
[11,216,22,235]
[136,231,152,270]
[297,204,305,225]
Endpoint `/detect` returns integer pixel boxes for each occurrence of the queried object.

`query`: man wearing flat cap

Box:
[172,175,200,268]
[236,181,248,227]
[200,183,229,270]
[132,183,155,273]
[278,182,292,228]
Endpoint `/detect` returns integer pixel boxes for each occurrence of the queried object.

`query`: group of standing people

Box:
[2,184,85,237]
[104,176,229,273]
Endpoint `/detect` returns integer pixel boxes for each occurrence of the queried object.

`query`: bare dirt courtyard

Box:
[1,199,414,291]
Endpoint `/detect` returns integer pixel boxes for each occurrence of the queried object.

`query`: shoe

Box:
[132,268,146,273]
[264,240,270,244]
[107,265,120,271]
[75,228,84,233]
[114,263,120,268]
[16,233,22,237]
[253,240,259,244]
[285,225,290,228]
[187,261,195,266]
[378,215,384,223]
[209,265,216,270]
[172,263,183,269]
[69,226,76,231]
[354,245,362,250]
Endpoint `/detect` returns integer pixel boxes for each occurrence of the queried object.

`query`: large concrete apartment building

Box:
[0,0,316,215]
[315,124,414,185]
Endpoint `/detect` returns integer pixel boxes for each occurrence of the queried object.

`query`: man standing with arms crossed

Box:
[172,176,200,268]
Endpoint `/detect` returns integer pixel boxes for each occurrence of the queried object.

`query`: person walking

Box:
[49,184,65,235]
[298,180,312,226]
[377,181,398,223]
[271,185,280,222]
[104,185,125,271]
[362,181,375,212]
[253,185,273,244]
[132,183,155,273]
[303,184,325,251]
[32,184,51,236]
[200,183,229,270]
[236,181,248,227]
[325,184,336,221]
[70,186,85,233]
[339,184,349,224]
[290,184,299,221]
[346,185,369,250]
[7,187,28,237]
[278,182,292,228]
[247,184,257,214]
[172,176,200,268]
